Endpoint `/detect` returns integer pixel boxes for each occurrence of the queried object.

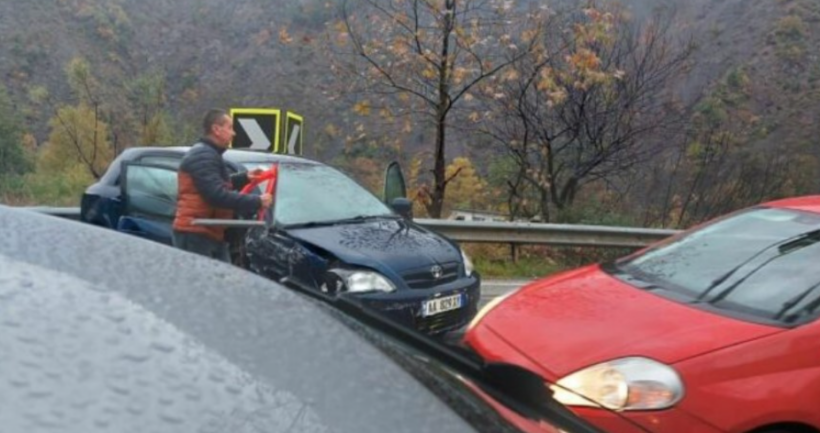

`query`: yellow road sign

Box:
[230,108,281,153]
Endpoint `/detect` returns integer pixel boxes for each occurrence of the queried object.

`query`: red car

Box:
[464,196,820,433]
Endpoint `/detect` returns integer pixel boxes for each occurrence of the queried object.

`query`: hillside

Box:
[2,0,818,152]
[0,0,336,155]
[1,0,819,221]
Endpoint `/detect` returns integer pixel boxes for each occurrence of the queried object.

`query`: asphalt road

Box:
[479,279,532,308]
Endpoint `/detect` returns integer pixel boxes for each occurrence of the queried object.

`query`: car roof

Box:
[0,206,480,433]
[760,195,820,215]
[126,145,316,165]
[95,146,320,188]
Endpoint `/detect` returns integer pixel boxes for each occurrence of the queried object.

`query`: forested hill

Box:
[1,0,819,226]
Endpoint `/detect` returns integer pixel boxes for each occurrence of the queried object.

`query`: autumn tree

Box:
[442,156,489,215]
[35,58,116,179]
[634,71,819,228]
[127,71,173,146]
[479,5,693,222]
[485,154,537,220]
[37,57,179,182]
[328,0,545,218]
[40,104,113,180]
[0,84,33,195]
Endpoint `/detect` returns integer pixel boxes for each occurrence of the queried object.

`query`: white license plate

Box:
[422,294,463,317]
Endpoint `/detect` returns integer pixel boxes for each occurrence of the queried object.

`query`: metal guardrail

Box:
[414,219,681,248]
[13,206,682,248]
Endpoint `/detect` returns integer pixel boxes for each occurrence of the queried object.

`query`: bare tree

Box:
[328,0,545,217]
[479,5,693,222]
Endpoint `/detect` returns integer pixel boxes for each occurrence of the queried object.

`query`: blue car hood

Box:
[286,218,461,273]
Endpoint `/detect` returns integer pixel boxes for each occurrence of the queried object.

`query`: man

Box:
[172,109,274,262]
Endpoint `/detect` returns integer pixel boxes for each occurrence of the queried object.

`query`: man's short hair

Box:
[203,109,229,135]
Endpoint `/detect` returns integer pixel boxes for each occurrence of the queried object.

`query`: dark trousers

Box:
[172,231,231,263]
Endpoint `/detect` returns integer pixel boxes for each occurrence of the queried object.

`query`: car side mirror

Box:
[390,198,413,219]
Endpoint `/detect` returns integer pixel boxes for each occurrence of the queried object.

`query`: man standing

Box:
[172,109,273,262]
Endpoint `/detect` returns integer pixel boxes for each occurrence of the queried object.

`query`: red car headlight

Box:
[550,357,685,411]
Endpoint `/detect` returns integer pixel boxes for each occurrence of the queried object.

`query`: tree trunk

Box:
[429,112,447,218]
[425,0,456,219]
[539,187,551,222]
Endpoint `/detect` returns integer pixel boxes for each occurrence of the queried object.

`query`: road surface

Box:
[479,279,532,308]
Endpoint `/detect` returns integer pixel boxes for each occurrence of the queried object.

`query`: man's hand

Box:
[247,168,265,182]
[260,193,274,208]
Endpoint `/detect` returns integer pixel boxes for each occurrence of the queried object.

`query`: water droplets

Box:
[3,319,22,328]
[0,285,19,300]
[159,412,185,425]
[26,389,53,400]
[120,351,152,364]
[150,341,176,354]
[9,377,30,389]
[107,383,131,396]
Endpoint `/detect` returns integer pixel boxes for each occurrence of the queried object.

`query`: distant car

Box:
[0,204,651,433]
[465,196,820,433]
[80,146,480,336]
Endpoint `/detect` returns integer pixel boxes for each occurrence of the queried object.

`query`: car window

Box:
[242,162,274,194]
[124,164,178,219]
[137,155,182,169]
[614,207,820,324]
[273,163,394,226]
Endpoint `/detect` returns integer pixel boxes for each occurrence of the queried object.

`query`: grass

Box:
[473,256,565,279]
[464,243,632,279]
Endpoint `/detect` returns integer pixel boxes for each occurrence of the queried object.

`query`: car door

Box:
[118,162,179,245]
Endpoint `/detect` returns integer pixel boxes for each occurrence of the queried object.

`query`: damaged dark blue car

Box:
[81,147,481,335]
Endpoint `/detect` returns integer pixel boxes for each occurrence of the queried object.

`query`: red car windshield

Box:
[612,207,820,326]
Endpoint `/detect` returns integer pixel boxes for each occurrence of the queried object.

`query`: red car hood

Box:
[475,266,784,378]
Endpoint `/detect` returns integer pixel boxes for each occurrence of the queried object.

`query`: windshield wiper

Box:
[696,228,820,303]
[278,276,653,433]
[331,214,399,225]
[774,280,820,322]
[285,220,340,229]
[286,215,399,230]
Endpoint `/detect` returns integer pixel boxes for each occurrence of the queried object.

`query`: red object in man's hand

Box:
[240,164,278,220]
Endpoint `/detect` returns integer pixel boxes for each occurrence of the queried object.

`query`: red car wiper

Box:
[697,228,820,303]
[774,280,820,322]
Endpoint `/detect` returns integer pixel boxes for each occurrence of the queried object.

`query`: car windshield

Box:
[612,207,820,325]
[244,162,395,226]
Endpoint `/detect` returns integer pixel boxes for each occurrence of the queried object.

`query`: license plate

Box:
[422,293,463,317]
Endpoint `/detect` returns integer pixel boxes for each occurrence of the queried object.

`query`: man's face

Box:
[211,115,235,147]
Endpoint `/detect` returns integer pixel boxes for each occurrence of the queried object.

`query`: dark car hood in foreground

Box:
[0,207,481,433]
[286,218,462,273]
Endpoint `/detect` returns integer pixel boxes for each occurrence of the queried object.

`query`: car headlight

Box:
[328,269,396,294]
[550,357,684,411]
[461,249,474,277]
